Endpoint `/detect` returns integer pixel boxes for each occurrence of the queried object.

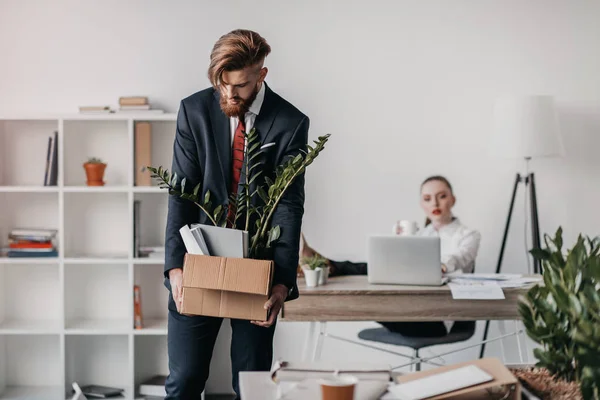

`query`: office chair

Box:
[357,320,476,371]
[357,262,478,371]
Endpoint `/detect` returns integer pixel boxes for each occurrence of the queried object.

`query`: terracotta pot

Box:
[83,162,107,186]
[509,367,582,400]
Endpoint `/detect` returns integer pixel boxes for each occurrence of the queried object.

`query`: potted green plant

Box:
[301,254,329,287]
[517,227,600,400]
[148,129,330,261]
[83,157,107,186]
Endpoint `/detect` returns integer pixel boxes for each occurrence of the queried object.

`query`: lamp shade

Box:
[490,95,564,159]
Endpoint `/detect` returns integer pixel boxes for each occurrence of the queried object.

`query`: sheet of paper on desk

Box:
[451,276,542,288]
[451,273,522,281]
[449,282,505,300]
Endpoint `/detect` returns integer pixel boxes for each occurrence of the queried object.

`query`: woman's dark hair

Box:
[421,176,453,226]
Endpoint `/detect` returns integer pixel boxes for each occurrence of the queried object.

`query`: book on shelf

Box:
[138,245,165,259]
[117,109,164,114]
[134,285,143,329]
[5,249,58,258]
[133,200,141,258]
[78,105,112,114]
[119,96,148,106]
[9,228,57,240]
[138,375,167,397]
[135,122,152,186]
[120,104,151,110]
[77,384,124,398]
[44,131,58,186]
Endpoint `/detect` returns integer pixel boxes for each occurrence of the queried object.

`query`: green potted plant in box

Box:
[516,227,600,400]
[148,128,330,260]
[83,157,107,186]
[301,254,329,287]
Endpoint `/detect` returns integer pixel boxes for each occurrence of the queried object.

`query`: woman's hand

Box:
[441,264,448,274]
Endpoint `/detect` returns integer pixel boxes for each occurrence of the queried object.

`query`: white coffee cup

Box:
[398,220,418,236]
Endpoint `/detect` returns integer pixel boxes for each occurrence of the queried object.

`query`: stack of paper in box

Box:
[4,228,58,258]
[178,224,271,321]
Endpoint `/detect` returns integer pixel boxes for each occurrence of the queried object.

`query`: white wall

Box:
[2,0,600,394]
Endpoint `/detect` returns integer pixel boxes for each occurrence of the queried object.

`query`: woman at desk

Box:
[300,175,481,337]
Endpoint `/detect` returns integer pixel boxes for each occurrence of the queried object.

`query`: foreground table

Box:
[239,371,390,400]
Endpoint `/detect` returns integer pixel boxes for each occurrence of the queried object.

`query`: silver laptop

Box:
[367,236,446,285]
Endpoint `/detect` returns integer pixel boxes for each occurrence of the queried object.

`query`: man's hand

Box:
[169,268,184,313]
[251,284,289,328]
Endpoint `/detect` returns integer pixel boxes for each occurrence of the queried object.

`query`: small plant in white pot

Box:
[301,255,328,287]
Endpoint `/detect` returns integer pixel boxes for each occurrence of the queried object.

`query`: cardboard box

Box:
[396,357,521,400]
[180,254,274,321]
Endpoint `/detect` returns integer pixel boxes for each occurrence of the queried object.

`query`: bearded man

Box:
[163,29,309,399]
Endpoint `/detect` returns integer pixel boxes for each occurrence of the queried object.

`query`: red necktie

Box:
[227,117,245,227]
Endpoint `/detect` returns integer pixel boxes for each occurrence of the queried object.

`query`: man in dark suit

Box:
[163,29,309,399]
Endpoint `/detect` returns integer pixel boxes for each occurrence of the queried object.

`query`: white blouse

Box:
[417,218,481,275]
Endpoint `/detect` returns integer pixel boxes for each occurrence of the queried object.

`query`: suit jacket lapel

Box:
[211,91,231,195]
[253,83,280,146]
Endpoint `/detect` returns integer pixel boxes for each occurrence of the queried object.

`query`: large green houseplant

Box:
[148,128,330,259]
[518,227,600,399]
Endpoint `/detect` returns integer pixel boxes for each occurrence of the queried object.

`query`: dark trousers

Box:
[330,260,448,338]
[165,293,276,400]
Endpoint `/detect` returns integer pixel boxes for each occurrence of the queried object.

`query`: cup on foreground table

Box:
[319,375,358,400]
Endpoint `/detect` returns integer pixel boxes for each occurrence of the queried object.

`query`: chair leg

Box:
[498,321,508,364]
[414,349,421,372]
[514,320,524,364]
[313,321,327,362]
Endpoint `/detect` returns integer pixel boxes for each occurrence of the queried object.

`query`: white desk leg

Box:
[302,322,316,361]
[497,321,508,364]
[313,322,327,362]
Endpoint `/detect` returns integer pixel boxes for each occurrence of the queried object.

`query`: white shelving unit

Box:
[0,114,177,399]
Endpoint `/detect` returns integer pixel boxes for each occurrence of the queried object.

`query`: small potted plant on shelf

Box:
[515,227,600,400]
[83,157,107,186]
[301,254,329,287]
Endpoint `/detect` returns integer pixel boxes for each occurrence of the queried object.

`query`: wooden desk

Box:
[280,275,538,363]
[282,275,535,322]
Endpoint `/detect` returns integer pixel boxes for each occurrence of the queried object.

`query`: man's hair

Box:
[208,29,271,87]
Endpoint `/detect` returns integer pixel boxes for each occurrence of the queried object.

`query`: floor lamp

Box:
[479,95,563,359]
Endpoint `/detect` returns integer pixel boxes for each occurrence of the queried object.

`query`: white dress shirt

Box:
[417,217,481,332]
[229,82,266,144]
[417,217,481,275]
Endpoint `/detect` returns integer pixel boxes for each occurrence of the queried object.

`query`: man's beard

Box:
[219,84,259,118]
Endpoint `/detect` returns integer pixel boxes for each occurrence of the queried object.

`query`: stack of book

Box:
[138,375,167,398]
[4,228,58,258]
[138,246,165,259]
[118,96,163,114]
